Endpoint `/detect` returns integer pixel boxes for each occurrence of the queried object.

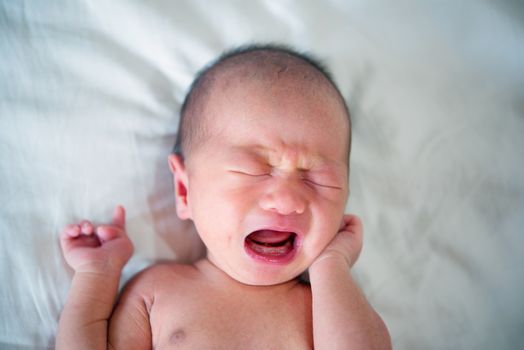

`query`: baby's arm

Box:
[107,267,153,349]
[309,215,392,350]
[56,206,134,350]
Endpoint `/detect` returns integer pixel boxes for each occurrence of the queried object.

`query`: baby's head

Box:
[169,44,351,285]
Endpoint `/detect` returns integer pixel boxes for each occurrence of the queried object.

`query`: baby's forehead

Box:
[202,57,350,143]
[221,143,346,170]
[177,47,351,159]
[212,54,334,95]
[199,79,349,164]
[203,62,345,121]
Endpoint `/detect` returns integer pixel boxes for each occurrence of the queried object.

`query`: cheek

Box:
[188,178,257,233]
[307,199,345,246]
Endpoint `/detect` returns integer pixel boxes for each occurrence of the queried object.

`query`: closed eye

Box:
[304,179,342,190]
[229,170,271,177]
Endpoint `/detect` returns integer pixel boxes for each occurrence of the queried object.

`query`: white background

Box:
[1,1,523,348]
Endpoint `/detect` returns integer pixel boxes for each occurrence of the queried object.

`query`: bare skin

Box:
[57,209,388,349]
[111,259,313,349]
[56,68,391,349]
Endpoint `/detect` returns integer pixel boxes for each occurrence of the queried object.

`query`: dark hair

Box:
[173,43,350,158]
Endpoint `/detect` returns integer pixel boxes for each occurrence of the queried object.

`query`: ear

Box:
[168,154,192,220]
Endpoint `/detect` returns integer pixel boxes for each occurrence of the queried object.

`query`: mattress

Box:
[1,1,523,348]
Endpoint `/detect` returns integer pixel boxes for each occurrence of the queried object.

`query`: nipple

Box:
[169,329,187,345]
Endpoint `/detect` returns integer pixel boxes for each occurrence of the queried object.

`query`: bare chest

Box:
[150,285,313,349]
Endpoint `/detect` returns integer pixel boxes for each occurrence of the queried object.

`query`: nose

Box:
[258,179,307,215]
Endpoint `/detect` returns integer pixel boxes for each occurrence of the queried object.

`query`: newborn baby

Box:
[56,44,391,349]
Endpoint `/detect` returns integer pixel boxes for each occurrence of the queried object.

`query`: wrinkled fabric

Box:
[1,1,523,349]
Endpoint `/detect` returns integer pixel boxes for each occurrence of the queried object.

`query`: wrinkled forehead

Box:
[193,67,349,164]
[183,54,352,166]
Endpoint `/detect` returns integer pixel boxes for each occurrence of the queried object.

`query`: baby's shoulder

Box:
[129,261,198,285]
[121,262,198,301]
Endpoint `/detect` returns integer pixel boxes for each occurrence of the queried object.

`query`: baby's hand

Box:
[60,206,134,275]
[312,214,363,269]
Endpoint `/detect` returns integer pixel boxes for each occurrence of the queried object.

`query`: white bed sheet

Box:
[1,1,523,349]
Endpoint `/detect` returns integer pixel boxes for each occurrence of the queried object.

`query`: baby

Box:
[56,44,391,349]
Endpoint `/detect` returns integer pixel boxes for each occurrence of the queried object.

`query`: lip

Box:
[243,225,304,265]
[243,222,306,240]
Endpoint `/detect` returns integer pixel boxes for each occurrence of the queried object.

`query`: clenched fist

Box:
[60,206,134,275]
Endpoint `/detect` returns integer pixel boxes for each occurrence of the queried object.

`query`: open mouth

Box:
[244,229,298,264]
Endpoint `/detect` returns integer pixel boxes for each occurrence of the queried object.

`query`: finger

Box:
[112,205,126,229]
[79,220,94,235]
[96,225,121,243]
[337,214,355,232]
[343,214,362,229]
[60,230,101,252]
[341,214,363,237]
[63,224,80,238]
[60,227,76,252]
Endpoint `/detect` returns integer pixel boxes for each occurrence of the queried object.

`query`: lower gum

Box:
[250,242,292,256]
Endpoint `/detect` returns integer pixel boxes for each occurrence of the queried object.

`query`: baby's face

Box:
[171,76,349,285]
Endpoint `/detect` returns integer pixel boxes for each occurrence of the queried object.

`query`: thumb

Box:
[112,205,126,229]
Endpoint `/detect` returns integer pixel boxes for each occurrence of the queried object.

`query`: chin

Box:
[233,263,306,286]
[238,274,298,286]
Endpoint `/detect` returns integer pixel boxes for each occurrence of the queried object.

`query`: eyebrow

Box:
[228,144,347,173]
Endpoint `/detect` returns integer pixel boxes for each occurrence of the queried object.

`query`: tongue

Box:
[248,230,293,244]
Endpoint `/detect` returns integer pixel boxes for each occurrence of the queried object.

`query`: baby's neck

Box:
[194,257,303,294]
